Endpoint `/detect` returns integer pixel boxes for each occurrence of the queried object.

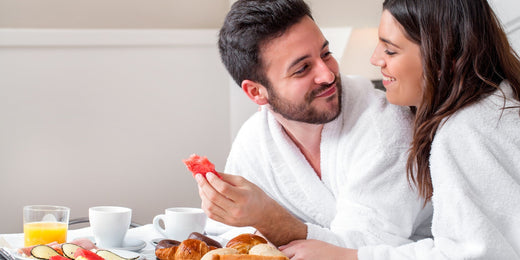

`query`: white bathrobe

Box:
[359,82,520,259]
[224,75,433,248]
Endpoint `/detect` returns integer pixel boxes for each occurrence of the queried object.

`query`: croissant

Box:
[155,239,209,260]
[175,239,210,259]
[155,246,178,260]
[225,234,267,254]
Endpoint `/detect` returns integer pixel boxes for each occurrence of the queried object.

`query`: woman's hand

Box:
[279,239,358,260]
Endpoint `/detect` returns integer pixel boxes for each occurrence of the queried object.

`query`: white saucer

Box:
[108,249,144,260]
[87,237,147,252]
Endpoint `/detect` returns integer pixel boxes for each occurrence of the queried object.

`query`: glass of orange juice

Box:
[23,205,70,246]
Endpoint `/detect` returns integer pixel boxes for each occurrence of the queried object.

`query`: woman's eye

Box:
[384,49,397,55]
[322,51,332,59]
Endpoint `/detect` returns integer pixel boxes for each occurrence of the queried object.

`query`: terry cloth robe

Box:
[359,81,520,259]
[224,75,433,248]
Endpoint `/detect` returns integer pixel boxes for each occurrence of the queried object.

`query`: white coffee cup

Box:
[89,206,132,248]
[153,207,207,241]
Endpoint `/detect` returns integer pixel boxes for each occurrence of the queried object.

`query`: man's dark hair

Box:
[218,0,312,88]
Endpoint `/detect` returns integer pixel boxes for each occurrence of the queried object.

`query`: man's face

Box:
[260,16,342,124]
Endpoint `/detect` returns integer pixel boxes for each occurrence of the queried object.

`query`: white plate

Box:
[9,248,30,260]
[10,248,56,260]
[9,248,144,260]
[95,238,146,252]
[80,237,146,252]
[106,249,144,260]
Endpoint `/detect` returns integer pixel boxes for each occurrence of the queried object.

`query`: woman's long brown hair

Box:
[383,0,520,201]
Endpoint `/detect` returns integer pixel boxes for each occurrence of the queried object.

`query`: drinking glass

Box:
[23,205,70,246]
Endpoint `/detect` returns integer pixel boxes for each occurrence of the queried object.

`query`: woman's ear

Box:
[241,79,268,105]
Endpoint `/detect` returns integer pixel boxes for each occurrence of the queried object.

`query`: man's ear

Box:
[241,79,268,105]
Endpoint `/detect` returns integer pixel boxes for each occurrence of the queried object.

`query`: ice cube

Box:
[42,214,58,222]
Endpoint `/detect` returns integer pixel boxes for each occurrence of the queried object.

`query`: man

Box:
[195,0,432,248]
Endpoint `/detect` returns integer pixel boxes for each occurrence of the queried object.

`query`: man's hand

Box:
[195,171,271,226]
[195,172,307,246]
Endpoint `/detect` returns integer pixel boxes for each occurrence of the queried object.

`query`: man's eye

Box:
[294,64,309,75]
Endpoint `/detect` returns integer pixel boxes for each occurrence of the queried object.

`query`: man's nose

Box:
[314,61,335,85]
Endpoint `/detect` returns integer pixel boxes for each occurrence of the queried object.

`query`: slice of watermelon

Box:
[73,248,105,260]
[50,255,71,260]
[183,154,222,179]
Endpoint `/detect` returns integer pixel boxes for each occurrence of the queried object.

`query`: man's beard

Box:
[266,76,342,124]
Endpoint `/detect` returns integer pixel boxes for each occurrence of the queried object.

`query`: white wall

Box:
[0,29,230,233]
[0,0,383,29]
[489,0,520,53]
[0,0,230,29]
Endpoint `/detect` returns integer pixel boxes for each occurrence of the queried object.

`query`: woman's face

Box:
[370,10,424,107]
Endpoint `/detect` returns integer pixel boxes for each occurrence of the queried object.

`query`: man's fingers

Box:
[196,174,236,214]
[200,199,227,222]
[206,172,243,201]
[207,172,260,204]
[215,172,249,187]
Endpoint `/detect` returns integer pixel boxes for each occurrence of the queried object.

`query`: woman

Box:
[280,0,520,259]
